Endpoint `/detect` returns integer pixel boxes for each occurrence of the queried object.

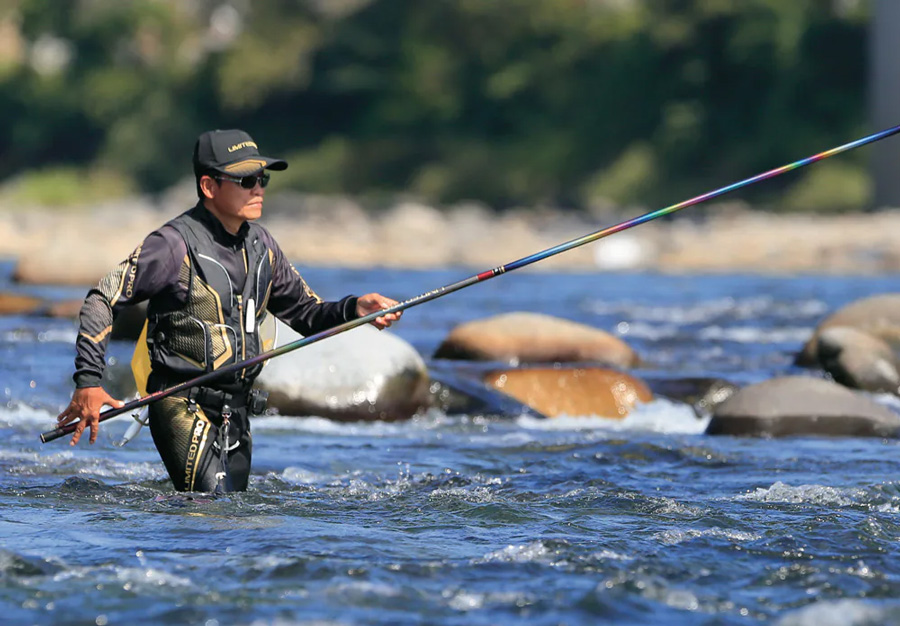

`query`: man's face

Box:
[202,172,267,229]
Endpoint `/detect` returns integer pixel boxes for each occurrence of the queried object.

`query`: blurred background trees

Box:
[0,0,871,211]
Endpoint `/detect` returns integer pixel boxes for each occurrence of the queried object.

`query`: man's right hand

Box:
[56,387,124,446]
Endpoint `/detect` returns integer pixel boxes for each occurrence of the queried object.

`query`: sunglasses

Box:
[215,172,271,189]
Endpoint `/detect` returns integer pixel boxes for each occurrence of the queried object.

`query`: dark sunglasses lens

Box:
[240,173,270,189]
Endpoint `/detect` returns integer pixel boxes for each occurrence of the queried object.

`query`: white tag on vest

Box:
[246,298,256,333]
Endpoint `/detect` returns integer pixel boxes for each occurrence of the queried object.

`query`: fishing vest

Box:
[146,210,273,388]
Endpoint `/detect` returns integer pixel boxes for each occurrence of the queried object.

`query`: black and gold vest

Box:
[147,211,273,388]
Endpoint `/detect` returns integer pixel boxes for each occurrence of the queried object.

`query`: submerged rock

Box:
[706,376,900,438]
[433,312,638,366]
[483,367,652,418]
[257,321,430,421]
[796,294,900,366]
[427,367,546,419]
[0,548,63,578]
[645,376,738,418]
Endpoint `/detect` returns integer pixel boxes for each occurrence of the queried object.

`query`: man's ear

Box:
[200,175,218,199]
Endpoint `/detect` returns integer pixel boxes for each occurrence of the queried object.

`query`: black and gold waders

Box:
[147,387,265,493]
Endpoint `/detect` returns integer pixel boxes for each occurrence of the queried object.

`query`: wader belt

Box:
[149,372,268,416]
[181,386,268,415]
[185,386,250,410]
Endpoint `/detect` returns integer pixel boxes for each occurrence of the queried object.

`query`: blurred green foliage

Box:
[0,0,871,210]
[5,166,135,207]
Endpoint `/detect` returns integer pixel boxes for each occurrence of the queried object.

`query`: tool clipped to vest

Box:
[115,405,149,447]
[214,404,233,495]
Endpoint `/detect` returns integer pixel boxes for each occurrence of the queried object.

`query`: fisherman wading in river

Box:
[56,129,400,493]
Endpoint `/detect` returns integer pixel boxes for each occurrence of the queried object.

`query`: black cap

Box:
[192,129,288,177]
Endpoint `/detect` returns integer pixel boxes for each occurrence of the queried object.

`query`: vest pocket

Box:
[209,323,239,371]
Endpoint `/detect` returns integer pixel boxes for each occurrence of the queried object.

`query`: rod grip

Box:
[39,403,134,444]
[40,424,73,444]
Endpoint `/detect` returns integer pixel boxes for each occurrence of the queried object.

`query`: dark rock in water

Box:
[433,312,639,366]
[0,549,63,578]
[816,326,900,394]
[427,368,546,418]
[59,476,108,493]
[706,376,900,438]
[796,294,900,366]
[646,377,738,418]
[153,494,216,507]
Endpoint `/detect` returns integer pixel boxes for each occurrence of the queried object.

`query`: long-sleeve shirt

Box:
[73,204,358,388]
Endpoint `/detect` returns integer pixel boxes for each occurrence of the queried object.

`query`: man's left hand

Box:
[356,293,402,329]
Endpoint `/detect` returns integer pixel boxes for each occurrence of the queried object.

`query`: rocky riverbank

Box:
[4,187,900,285]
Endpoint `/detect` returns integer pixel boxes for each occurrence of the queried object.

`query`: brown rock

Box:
[434,312,639,366]
[0,292,43,315]
[43,299,83,318]
[12,253,111,286]
[484,367,652,418]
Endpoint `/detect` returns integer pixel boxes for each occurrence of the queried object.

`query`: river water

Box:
[3,259,900,625]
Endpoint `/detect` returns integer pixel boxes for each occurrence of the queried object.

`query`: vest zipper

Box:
[237,294,246,380]
[238,244,249,380]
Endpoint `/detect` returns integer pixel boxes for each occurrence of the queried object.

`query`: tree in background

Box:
[0,0,870,211]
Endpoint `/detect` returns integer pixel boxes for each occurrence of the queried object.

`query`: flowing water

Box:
[3,259,900,625]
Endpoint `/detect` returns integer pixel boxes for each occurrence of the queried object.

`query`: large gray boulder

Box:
[257,321,430,421]
[706,376,900,438]
[797,294,900,366]
[433,312,639,366]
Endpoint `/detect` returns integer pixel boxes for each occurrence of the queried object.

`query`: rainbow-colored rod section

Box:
[499,123,900,274]
[41,123,900,443]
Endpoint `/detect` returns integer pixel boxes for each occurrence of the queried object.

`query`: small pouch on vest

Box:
[249,389,268,415]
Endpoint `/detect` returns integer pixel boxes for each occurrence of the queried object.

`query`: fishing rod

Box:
[40,123,900,444]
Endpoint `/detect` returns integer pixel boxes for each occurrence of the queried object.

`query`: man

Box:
[56,129,401,493]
